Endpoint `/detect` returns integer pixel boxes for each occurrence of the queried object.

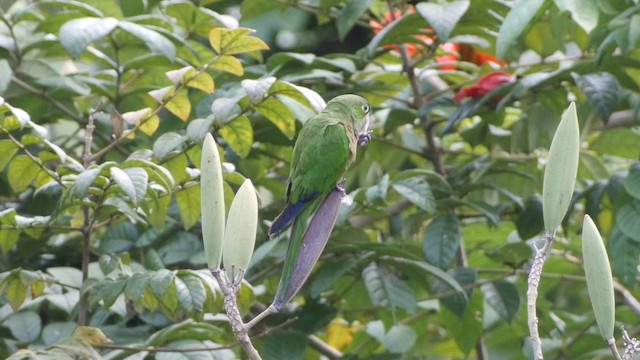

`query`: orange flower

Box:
[454,71,515,101]
[370,8,504,67]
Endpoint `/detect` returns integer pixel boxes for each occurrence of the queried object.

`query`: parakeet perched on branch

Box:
[268,94,371,309]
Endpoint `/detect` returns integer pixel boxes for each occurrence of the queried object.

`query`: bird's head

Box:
[326,94,371,146]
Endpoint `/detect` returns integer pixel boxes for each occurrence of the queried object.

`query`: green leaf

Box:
[175,184,201,230]
[422,214,461,269]
[496,0,547,60]
[616,201,640,242]
[242,77,276,104]
[219,115,253,158]
[481,280,520,322]
[200,134,226,270]
[8,155,40,193]
[609,226,640,288]
[110,167,137,205]
[6,311,41,343]
[223,180,258,281]
[263,330,307,360]
[362,262,416,314]
[432,267,474,316]
[175,272,206,316]
[125,273,150,301]
[0,59,11,95]
[310,260,356,298]
[543,102,579,233]
[118,21,176,60]
[553,0,598,33]
[441,291,484,356]
[123,167,148,204]
[0,139,18,172]
[416,0,470,41]
[208,27,269,55]
[60,17,119,58]
[68,167,101,200]
[516,196,545,240]
[336,0,374,41]
[582,215,615,341]
[366,321,416,354]
[391,177,435,213]
[572,72,620,121]
[255,98,296,139]
[590,128,640,159]
[153,132,184,161]
[150,269,174,298]
[367,12,428,56]
[623,168,640,199]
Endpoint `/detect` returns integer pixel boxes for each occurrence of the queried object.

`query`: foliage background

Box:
[1,0,640,359]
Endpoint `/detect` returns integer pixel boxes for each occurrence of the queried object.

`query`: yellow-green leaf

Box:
[8,155,40,193]
[255,98,295,139]
[211,55,244,76]
[208,27,269,55]
[219,115,253,158]
[185,71,215,94]
[166,91,191,121]
[6,277,27,310]
[0,228,20,252]
[139,114,160,136]
[175,184,201,230]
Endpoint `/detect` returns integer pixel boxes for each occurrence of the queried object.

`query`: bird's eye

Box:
[362,104,370,113]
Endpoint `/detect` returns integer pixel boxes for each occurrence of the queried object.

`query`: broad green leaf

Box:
[623,168,640,199]
[572,72,620,121]
[111,167,137,205]
[175,272,206,315]
[590,128,640,159]
[164,154,189,185]
[242,77,276,104]
[441,291,484,356]
[367,12,428,56]
[240,0,285,21]
[515,196,545,240]
[125,273,150,301]
[175,184,201,230]
[6,311,41,343]
[8,155,41,193]
[269,81,313,109]
[255,98,296,139]
[609,226,640,288]
[416,0,470,41]
[153,132,184,161]
[366,321,416,354]
[187,118,213,144]
[616,201,640,242]
[42,322,76,346]
[362,262,416,314]
[208,27,269,55]
[336,0,374,41]
[200,134,226,270]
[263,330,307,360]
[554,0,598,33]
[496,0,547,60]
[0,59,11,95]
[185,71,214,94]
[391,177,435,213]
[219,115,253,158]
[543,102,579,233]
[310,260,356,298]
[60,17,119,58]
[118,21,176,60]
[582,215,615,341]
[99,277,127,308]
[211,55,244,76]
[165,91,191,121]
[0,139,18,171]
[481,280,520,322]
[222,179,258,281]
[423,214,461,269]
[150,269,174,298]
[123,167,148,204]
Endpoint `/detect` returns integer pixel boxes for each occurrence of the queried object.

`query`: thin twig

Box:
[308,335,342,359]
[527,231,555,360]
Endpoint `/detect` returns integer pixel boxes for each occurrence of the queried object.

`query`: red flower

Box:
[454,71,515,101]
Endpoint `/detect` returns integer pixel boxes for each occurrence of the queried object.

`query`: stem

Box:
[527,231,555,360]
[605,337,622,360]
[211,270,263,360]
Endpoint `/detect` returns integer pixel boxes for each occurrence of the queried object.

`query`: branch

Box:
[527,231,555,360]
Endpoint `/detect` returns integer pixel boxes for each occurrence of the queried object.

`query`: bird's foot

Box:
[358,131,372,146]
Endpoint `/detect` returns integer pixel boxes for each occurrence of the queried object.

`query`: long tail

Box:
[268,201,304,238]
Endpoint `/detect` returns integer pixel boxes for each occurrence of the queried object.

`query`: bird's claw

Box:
[358,131,372,147]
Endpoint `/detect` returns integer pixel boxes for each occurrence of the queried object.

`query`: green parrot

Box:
[268,94,371,309]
